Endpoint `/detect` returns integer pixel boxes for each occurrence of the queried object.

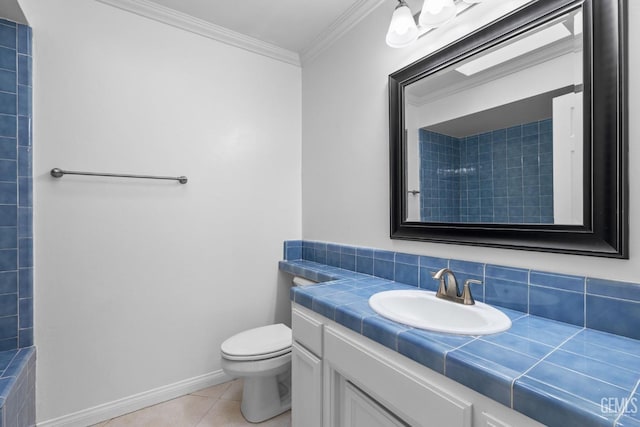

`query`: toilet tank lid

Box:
[221,323,292,358]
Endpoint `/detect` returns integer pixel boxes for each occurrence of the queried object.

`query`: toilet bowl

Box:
[220,276,316,422]
[220,323,293,423]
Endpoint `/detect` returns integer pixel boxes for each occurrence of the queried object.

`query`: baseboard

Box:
[37,370,233,427]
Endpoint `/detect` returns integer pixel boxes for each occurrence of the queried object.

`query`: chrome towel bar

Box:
[50,168,188,184]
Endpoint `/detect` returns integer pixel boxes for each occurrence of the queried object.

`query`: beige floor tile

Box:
[220,379,243,402]
[104,395,216,427]
[195,399,291,427]
[190,381,233,399]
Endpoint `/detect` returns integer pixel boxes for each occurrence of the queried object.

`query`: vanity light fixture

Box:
[386,0,420,48]
[386,0,481,48]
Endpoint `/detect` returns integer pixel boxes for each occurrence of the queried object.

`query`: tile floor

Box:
[90,379,291,427]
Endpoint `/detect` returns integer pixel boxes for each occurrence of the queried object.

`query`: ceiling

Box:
[140,0,374,54]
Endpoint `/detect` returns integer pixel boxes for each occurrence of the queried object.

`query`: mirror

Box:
[389,0,627,257]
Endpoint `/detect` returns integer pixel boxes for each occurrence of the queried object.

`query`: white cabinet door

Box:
[292,342,322,427]
[341,380,408,427]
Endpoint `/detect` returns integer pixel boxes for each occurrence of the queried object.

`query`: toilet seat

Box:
[221,323,292,361]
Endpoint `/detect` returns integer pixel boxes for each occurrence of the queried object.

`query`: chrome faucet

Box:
[431,268,482,305]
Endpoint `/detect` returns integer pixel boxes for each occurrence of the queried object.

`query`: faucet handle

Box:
[461,279,483,305]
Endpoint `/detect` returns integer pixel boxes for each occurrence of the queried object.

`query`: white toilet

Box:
[220,276,315,422]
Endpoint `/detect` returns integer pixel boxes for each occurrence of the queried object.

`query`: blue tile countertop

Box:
[280,259,640,427]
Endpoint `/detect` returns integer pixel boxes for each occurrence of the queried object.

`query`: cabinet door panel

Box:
[292,342,322,427]
[341,380,408,427]
[324,326,472,427]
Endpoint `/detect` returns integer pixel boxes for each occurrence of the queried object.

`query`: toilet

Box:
[220,276,315,422]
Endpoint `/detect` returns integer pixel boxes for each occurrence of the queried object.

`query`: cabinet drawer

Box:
[292,306,323,356]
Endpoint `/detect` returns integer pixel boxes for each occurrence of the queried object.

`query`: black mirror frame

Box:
[389,0,628,258]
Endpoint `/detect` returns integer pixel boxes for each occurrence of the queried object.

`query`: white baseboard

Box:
[37,370,233,427]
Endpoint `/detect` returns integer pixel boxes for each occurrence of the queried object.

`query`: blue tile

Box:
[0,183,16,205]
[17,146,30,178]
[17,269,29,298]
[397,330,451,374]
[0,227,16,249]
[18,177,30,207]
[395,262,418,287]
[0,336,16,351]
[446,346,527,406]
[531,271,585,292]
[544,349,639,391]
[0,271,16,295]
[17,116,29,146]
[340,252,356,271]
[18,328,32,347]
[562,331,640,376]
[355,256,373,275]
[396,253,418,265]
[17,25,30,55]
[0,159,16,182]
[285,246,301,260]
[17,85,29,117]
[18,239,31,268]
[485,265,528,282]
[587,278,640,302]
[311,298,337,319]
[0,25,15,50]
[326,249,339,267]
[0,316,16,339]
[362,316,408,351]
[514,376,616,427]
[0,116,16,138]
[0,349,16,372]
[529,285,584,326]
[0,93,15,116]
[18,298,32,329]
[507,315,582,346]
[0,249,16,271]
[0,47,15,71]
[17,55,29,86]
[356,247,374,258]
[0,294,16,317]
[373,259,394,281]
[480,332,554,359]
[0,69,15,94]
[485,277,528,312]
[525,361,630,405]
[449,259,484,276]
[374,250,394,262]
[586,295,640,340]
[0,137,15,160]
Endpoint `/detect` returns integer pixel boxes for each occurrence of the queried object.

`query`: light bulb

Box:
[386,1,418,48]
[419,0,456,28]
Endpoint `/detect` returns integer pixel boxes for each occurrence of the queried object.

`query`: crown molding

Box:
[95,0,301,67]
[300,0,387,66]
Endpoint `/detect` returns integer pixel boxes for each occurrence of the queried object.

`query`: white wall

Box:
[302,1,639,280]
[19,0,301,422]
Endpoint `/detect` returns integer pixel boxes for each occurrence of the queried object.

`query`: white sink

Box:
[368,290,512,335]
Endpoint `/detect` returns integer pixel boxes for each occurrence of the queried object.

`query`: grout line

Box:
[616,380,640,425]
[510,327,584,408]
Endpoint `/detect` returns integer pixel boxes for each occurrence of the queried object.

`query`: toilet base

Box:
[240,368,291,423]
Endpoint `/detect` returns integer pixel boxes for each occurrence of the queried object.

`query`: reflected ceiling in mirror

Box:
[404,8,584,226]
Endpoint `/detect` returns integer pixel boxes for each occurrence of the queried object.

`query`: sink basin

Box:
[369,290,511,335]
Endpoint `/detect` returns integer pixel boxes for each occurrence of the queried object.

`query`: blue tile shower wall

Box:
[419,119,553,223]
[0,19,32,351]
[284,240,640,341]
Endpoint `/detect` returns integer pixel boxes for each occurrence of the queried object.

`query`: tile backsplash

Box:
[284,240,640,341]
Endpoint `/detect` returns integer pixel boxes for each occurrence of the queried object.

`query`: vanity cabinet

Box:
[292,304,543,427]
